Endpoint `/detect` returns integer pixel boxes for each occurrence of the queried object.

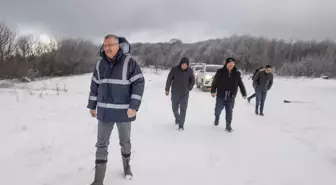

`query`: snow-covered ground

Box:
[1,69,336,185]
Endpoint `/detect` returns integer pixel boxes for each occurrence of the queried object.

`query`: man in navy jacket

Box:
[87,34,145,184]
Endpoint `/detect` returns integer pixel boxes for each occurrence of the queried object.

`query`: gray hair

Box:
[104,34,119,43]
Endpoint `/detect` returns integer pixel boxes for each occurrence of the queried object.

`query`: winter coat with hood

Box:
[87,37,145,123]
[253,70,273,92]
[252,67,264,80]
[211,63,247,100]
[165,57,195,96]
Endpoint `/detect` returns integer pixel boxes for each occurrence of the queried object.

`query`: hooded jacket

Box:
[165,57,195,96]
[87,37,145,123]
[252,67,264,80]
[253,70,273,92]
[211,64,247,100]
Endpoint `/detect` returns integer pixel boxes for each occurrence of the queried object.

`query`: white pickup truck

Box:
[195,64,222,91]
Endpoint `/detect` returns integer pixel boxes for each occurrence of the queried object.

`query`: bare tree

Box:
[0,22,17,62]
[16,35,35,60]
[54,38,99,75]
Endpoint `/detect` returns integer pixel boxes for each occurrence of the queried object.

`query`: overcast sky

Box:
[0,0,335,43]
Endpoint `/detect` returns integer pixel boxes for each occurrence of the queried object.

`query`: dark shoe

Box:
[122,154,133,180]
[178,124,184,131]
[260,103,265,115]
[90,161,107,185]
[260,113,264,116]
[225,128,233,132]
[255,104,259,115]
[214,116,219,126]
[225,121,233,132]
[247,98,251,103]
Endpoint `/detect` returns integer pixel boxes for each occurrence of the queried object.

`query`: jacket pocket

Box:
[112,85,131,104]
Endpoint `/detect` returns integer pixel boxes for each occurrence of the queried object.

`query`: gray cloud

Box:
[1,0,335,43]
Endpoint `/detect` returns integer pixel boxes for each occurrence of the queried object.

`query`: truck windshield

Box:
[195,66,203,71]
[205,66,221,72]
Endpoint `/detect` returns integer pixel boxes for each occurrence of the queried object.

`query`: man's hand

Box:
[127,109,137,118]
[165,91,169,96]
[90,109,97,117]
[211,93,216,97]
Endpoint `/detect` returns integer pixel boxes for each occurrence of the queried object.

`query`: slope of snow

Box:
[1,69,336,185]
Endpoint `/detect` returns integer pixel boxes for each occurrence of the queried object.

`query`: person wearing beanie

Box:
[165,57,195,130]
[210,57,247,132]
[253,64,273,116]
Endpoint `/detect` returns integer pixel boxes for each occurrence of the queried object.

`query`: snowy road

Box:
[1,69,336,185]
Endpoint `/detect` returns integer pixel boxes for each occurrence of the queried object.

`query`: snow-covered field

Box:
[1,69,336,185]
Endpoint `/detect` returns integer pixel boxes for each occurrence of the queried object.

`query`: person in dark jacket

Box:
[211,57,247,132]
[247,66,265,103]
[87,34,145,184]
[165,57,195,130]
[253,65,273,116]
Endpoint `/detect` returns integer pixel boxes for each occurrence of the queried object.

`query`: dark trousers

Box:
[171,93,189,127]
[255,92,267,113]
[247,93,256,100]
[214,97,235,123]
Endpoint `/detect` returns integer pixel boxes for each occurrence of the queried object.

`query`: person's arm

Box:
[87,62,100,110]
[268,74,274,90]
[252,69,258,80]
[165,68,175,92]
[128,58,145,111]
[253,71,261,89]
[189,69,195,91]
[210,70,220,94]
[238,72,247,97]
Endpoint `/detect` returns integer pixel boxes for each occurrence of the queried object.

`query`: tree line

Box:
[0,22,99,80]
[1,21,336,80]
[132,37,336,77]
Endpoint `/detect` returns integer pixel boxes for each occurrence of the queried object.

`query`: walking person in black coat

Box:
[253,65,273,116]
[165,57,195,130]
[247,66,265,103]
[211,57,247,132]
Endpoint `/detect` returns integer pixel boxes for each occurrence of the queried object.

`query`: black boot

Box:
[122,153,133,180]
[178,124,184,131]
[260,104,264,116]
[214,116,219,126]
[255,104,259,115]
[90,161,107,185]
[177,121,184,130]
[225,121,233,132]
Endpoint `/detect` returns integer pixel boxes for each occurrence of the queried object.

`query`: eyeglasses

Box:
[104,43,119,47]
